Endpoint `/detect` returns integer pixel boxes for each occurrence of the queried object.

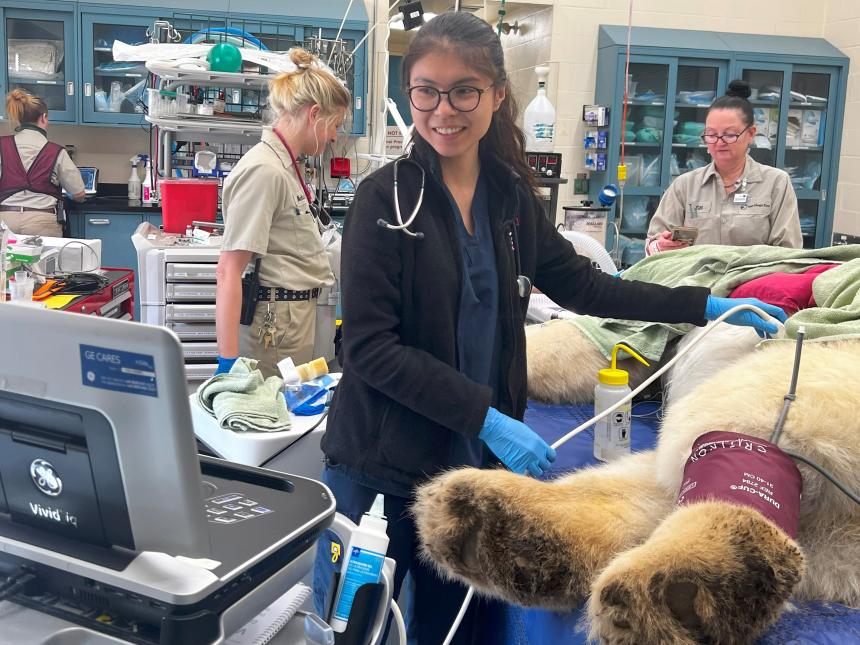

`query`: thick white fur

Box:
[526,318,655,404]
[525,316,860,605]
[662,321,761,405]
[655,339,860,605]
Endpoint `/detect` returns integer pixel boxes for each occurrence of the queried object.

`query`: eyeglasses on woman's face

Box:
[407,85,494,113]
[701,125,751,145]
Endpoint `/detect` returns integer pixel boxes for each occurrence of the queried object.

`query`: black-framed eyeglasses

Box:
[407,85,494,112]
[701,125,751,145]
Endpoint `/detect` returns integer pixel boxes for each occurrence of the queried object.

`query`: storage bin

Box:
[160,179,219,234]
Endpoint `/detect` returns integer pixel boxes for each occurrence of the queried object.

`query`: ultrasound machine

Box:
[0,306,393,644]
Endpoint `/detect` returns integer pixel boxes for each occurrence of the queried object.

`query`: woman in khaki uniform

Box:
[0,90,85,237]
[646,80,802,255]
[215,48,350,377]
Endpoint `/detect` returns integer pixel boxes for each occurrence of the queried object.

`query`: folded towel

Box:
[196,357,291,433]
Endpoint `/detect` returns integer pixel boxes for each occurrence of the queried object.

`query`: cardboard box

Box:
[801,110,823,146]
[786,109,803,147]
[753,107,778,143]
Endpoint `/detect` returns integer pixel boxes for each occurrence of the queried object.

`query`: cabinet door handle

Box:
[67,81,75,96]
[88,218,111,225]
[84,83,92,97]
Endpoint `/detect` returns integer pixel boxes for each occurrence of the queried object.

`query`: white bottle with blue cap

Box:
[329,494,389,632]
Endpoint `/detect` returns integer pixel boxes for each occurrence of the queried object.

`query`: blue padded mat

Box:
[486,400,860,645]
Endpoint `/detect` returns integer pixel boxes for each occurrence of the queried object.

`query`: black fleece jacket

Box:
[320,140,710,489]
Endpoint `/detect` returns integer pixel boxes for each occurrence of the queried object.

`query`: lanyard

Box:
[272,127,314,204]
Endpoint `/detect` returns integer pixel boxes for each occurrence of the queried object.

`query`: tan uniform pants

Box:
[239,298,317,378]
[0,211,62,238]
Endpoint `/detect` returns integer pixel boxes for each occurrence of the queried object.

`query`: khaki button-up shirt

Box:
[220,129,334,290]
[0,127,84,210]
[647,155,803,248]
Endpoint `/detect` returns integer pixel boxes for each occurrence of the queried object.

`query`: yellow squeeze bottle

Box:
[593,343,649,463]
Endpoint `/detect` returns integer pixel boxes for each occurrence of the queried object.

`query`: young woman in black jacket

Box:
[313,12,786,643]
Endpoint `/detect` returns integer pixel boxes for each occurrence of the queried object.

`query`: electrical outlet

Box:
[832,232,860,245]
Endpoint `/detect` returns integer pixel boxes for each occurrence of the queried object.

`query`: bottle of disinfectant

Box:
[127,155,142,201]
[141,155,155,204]
[330,494,389,633]
[523,65,556,152]
[594,343,649,462]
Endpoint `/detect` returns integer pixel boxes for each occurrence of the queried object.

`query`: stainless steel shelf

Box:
[145,115,263,143]
[146,63,272,90]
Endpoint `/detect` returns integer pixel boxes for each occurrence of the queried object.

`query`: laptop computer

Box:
[62,166,98,196]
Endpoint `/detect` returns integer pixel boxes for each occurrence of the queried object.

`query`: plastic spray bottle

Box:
[141,155,155,204]
[128,156,142,201]
[523,65,556,152]
[593,343,650,462]
[329,494,389,633]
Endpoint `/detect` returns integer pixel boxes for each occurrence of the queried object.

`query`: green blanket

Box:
[197,357,291,432]
[785,258,860,340]
[572,244,860,360]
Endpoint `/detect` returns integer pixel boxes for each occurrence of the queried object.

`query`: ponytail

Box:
[6,89,47,128]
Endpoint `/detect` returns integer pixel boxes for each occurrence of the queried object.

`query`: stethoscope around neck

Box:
[376,155,426,240]
[376,153,531,298]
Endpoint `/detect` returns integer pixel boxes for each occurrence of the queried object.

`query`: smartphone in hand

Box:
[670,226,699,244]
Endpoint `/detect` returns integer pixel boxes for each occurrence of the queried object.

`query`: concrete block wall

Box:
[825,0,860,236]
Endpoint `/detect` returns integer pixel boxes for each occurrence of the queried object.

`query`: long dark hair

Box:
[708,79,754,126]
[400,12,537,192]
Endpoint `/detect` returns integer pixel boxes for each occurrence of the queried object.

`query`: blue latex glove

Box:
[215,356,237,375]
[478,407,557,477]
[705,296,788,337]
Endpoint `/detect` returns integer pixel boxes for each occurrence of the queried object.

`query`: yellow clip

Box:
[617,163,627,183]
[331,541,341,564]
[610,343,650,370]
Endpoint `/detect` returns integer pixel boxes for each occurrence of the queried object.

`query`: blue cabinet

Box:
[0,1,368,129]
[0,1,78,123]
[81,211,160,319]
[83,212,143,270]
[80,8,160,125]
[594,26,849,256]
[214,13,368,134]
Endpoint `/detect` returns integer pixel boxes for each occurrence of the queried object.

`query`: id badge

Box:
[733,193,748,204]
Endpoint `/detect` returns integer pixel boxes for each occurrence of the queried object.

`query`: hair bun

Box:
[289,47,315,72]
[726,79,752,100]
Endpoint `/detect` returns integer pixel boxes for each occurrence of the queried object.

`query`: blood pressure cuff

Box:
[240,258,262,326]
[677,431,802,538]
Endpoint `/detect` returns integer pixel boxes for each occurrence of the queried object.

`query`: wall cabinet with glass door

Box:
[0,1,77,123]
[594,26,848,263]
[80,8,161,125]
[226,14,368,135]
[735,62,839,248]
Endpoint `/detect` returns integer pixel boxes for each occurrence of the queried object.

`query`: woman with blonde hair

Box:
[0,89,85,236]
[215,48,351,376]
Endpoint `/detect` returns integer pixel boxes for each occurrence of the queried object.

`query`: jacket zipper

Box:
[503,219,521,413]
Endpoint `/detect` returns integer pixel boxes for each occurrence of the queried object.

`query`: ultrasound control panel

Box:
[204,493,274,525]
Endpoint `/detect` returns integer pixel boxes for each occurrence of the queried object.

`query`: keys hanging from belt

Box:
[259,303,277,349]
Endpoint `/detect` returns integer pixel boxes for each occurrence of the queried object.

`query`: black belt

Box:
[257,286,322,302]
[0,205,56,214]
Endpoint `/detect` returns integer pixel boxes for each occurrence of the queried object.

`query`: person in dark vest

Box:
[0,89,85,237]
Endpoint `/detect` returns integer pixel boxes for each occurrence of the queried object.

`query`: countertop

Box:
[69,196,163,214]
